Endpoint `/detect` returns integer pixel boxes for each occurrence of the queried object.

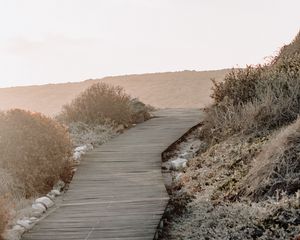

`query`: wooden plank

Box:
[22,109,202,240]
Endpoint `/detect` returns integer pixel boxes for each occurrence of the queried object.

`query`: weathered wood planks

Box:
[22,109,202,240]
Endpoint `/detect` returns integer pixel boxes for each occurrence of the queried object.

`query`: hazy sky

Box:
[0,0,299,88]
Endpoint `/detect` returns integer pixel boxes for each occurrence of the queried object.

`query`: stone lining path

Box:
[23,109,202,240]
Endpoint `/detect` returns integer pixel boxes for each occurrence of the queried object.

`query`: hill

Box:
[160,31,300,240]
[0,70,229,116]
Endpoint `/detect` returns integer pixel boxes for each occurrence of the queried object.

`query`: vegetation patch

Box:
[0,197,11,240]
[58,82,150,126]
[0,109,72,197]
[161,31,300,239]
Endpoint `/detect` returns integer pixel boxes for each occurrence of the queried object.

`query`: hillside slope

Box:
[0,70,229,116]
[160,31,300,240]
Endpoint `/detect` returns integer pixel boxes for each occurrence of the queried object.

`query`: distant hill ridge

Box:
[0,69,230,116]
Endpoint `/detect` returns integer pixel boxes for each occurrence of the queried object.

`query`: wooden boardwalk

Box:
[23,109,202,240]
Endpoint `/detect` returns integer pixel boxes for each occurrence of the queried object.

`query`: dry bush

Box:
[211,66,264,105]
[204,50,300,142]
[239,118,300,201]
[0,168,24,200]
[0,109,72,197]
[275,31,300,60]
[0,197,11,240]
[59,82,134,126]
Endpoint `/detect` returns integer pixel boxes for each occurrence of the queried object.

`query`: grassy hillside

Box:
[161,31,300,240]
[0,70,229,116]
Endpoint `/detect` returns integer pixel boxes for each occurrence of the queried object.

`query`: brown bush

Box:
[211,66,264,105]
[204,40,300,141]
[58,82,134,126]
[0,109,72,197]
[0,196,11,240]
[239,118,300,201]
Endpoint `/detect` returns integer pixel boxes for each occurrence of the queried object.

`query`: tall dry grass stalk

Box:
[240,118,300,200]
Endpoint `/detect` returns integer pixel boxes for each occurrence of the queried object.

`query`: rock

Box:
[32,202,47,213]
[171,158,188,171]
[73,151,82,161]
[50,189,61,196]
[4,225,26,240]
[16,219,32,230]
[53,180,65,191]
[35,197,54,209]
[180,152,194,159]
[75,145,90,153]
[46,193,56,200]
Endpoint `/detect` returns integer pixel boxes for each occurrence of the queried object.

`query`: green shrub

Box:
[59,83,134,126]
[0,109,72,197]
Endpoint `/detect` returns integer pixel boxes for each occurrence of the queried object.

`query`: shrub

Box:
[0,168,24,200]
[59,83,134,126]
[211,66,264,105]
[205,38,300,141]
[275,31,300,60]
[239,118,300,201]
[0,196,10,240]
[0,109,72,197]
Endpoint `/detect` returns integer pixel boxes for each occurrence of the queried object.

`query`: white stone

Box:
[4,225,26,240]
[75,145,88,153]
[32,202,47,213]
[30,217,38,222]
[73,151,82,161]
[16,219,32,230]
[75,144,93,153]
[35,196,54,209]
[180,152,194,159]
[50,189,61,196]
[53,180,65,191]
[171,158,188,171]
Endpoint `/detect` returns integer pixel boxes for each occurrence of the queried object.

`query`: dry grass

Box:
[203,52,300,142]
[0,109,72,197]
[0,168,24,201]
[161,31,300,239]
[240,118,300,201]
[68,121,117,147]
[0,197,11,240]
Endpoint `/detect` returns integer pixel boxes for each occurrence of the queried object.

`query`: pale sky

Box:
[0,0,299,88]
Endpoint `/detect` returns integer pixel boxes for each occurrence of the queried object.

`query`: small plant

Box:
[0,109,72,197]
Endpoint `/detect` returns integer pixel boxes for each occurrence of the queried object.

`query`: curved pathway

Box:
[23,109,202,240]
